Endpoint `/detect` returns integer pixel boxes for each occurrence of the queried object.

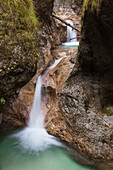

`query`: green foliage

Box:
[0,97,6,104]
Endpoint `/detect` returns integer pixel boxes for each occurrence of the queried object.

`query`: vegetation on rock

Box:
[82,0,102,15]
[0,0,40,111]
[81,0,102,26]
[0,0,39,62]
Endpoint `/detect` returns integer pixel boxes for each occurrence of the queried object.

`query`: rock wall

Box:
[79,0,113,109]
[46,0,113,165]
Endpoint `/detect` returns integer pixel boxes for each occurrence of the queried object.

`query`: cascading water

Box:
[29,75,43,128]
[66,20,77,42]
[62,20,79,47]
[12,58,64,152]
[29,57,63,129]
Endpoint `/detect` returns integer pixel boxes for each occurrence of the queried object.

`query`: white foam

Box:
[12,128,62,152]
[62,41,79,46]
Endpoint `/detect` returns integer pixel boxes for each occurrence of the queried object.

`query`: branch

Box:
[52,14,80,33]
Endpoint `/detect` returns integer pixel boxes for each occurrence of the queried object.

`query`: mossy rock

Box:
[0,0,40,109]
[82,0,102,18]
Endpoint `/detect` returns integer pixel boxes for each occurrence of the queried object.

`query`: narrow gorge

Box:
[0,0,113,170]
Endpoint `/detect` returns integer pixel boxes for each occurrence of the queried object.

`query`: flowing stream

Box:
[0,58,95,170]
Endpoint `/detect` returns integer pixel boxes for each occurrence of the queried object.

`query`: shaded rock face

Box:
[79,0,113,75]
[46,0,113,164]
[78,0,113,108]
[33,0,54,22]
[33,0,60,66]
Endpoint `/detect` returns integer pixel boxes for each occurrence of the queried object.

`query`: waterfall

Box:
[62,20,79,47]
[66,20,77,42]
[12,58,63,152]
[29,57,63,129]
[29,75,43,128]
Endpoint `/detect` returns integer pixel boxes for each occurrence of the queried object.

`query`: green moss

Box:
[0,97,6,104]
[0,0,40,64]
[103,109,113,116]
[1,0,38,28]
[65,78,69,83]
[58,64,62,68]
[65,70,73,83]
[76,57,79,66]
[82,0,102,18]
